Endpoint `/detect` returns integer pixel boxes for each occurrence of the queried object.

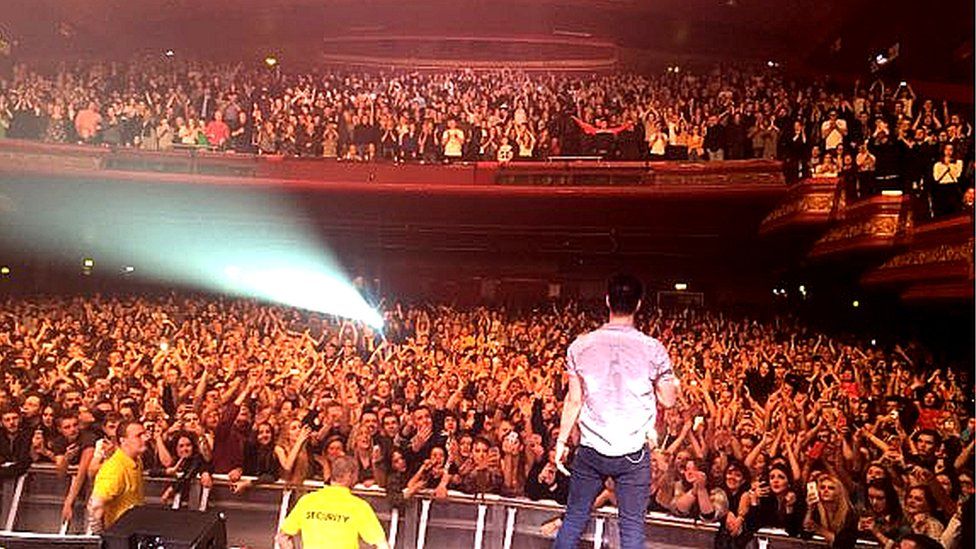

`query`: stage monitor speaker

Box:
[101,507,226,549]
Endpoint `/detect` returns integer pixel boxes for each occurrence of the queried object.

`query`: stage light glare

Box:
[0,179,380,330]
[852,300,860,308]
[674,282,688,291]
[221,267,383,329]
[0,266,9,276]
[265,56,278,68]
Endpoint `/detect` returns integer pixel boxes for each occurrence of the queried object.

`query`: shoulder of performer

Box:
[567,329,598,353]
[643,336,670,362]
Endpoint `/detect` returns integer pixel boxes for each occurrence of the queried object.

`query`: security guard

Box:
[86,420,147,533]
[276,455,389,549]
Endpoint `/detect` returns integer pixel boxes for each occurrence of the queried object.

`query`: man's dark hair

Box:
[473,436,492,449]
[915,429,942,446]
[898,533,943,549]
[866,478,903,522]
[607,273,643,315]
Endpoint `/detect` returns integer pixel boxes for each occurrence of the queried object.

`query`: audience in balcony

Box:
[932,144,964,217]
[814,152,840,178]
[0,59,972,217]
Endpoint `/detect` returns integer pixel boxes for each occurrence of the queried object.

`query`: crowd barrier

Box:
[0,465,875,549]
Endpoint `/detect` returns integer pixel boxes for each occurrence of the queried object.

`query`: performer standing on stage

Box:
[553,274,680,549]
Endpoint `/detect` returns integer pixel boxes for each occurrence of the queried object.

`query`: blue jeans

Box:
[554,445,650,549]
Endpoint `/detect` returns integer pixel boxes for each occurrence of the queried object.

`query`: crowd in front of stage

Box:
[0,294,971,548]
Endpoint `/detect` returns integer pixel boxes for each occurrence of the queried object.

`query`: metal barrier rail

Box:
[0,465,874,549]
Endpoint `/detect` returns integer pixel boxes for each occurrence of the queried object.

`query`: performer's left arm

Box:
[651,341,680,410]
[656,372,680,409]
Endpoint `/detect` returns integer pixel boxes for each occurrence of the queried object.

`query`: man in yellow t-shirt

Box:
[276,455,389,549]
[86,420,147,533]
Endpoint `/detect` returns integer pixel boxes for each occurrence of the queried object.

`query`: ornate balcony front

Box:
[758,178,841,236]
[808,193,911,260]
[862,214,974,302]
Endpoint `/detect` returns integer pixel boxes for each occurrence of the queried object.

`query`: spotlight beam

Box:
[0,177,382,328]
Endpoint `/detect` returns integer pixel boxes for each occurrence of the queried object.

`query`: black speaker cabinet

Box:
[101,507,226,549]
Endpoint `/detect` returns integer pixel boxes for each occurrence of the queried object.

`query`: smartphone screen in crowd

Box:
[806,481,820,504]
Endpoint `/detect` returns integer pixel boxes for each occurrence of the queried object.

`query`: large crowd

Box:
[0,59,973,216]
[0,293,971,548]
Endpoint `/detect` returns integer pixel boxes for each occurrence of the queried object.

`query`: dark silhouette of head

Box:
[607,274,643,316]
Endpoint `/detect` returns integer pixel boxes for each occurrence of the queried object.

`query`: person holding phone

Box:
[744,463,805,537]
[803,474,858,548]
[857,478,910,547]
[714,461,752,549]
[672,459,716,520]
[276,419,313,485]
[457,436,503,494]
[553,274,680,549]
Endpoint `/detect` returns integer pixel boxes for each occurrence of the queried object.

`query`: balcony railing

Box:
[0,139,785,192]
[0,465,875,549]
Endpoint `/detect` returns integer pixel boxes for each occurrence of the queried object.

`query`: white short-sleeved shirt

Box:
[442,128,465,157]
[933,160,962,184]
[566,323,673,456]
[821,119,847,150]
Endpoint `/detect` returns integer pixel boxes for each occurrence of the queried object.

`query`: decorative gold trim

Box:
[762,192,836,226]
[816,215,900,246]
[879,240,974,270]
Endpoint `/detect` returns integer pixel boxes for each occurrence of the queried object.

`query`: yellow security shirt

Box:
[91,449,144,527]
[280,485,386,549]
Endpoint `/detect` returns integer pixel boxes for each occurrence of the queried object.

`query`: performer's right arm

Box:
[557,373,584,444]
[554,372,583,474]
